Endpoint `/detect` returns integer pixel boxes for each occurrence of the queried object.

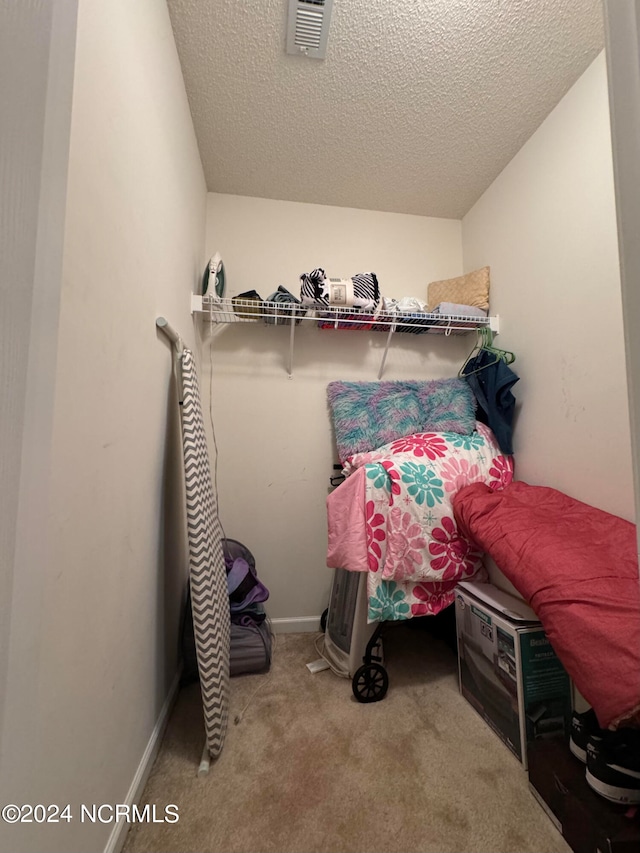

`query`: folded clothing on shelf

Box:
[299,268,380,312]
[316,311,375,331]
[429,301,488,335]
[376,296,441,334]
[263,285,307,325]
[432,302,488,317]
[231,290,263,317]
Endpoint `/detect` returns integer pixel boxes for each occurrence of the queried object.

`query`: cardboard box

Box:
[528,738,640,853]
[455,581,571,767]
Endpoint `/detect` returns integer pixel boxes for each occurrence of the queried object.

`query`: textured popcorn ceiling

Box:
[167,0,604,219]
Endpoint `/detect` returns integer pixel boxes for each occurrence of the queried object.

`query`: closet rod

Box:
[156,316,184,353]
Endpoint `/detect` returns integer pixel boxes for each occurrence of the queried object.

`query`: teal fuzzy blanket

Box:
[327,379,476,463]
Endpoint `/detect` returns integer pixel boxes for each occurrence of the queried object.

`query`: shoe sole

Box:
[569,737,587,763]
[586,769,640,804]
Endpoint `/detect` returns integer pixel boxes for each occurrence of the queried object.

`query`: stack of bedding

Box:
[325,379,513,622]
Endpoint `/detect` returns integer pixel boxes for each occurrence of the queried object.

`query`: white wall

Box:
[0,4,78,851]
[0,0,59,749]
[1,1,207,851]
[462,53,634,527]
[204,193,466,623]
[603,0,640,566]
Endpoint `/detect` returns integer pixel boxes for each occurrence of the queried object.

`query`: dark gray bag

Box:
[181,539,272,683]
[229,616,272,676]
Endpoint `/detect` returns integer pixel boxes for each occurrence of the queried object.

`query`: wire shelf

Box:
[193,296,495,334]
[190,294,499,378]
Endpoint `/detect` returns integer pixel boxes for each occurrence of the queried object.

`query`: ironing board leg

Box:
[197,742,211,777]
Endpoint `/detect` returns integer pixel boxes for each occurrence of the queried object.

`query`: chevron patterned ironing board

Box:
[180,348,230,760]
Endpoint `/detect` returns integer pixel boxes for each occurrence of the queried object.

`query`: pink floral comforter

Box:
[326,422,513,622]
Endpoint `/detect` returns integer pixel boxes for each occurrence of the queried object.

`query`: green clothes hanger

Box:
[483,328,516,364]
[458,328,516,378]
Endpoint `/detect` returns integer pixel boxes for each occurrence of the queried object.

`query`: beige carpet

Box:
[124,628,571,853]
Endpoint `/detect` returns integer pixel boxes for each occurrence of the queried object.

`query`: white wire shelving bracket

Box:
[156,316,185,401]
[191,294,500,380]
[156,316,184,353]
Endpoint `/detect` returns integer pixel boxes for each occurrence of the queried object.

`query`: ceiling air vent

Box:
[286,0,334,60]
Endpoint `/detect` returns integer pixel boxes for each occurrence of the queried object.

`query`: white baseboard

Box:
[104,667,182,853]
[270,616,322,634]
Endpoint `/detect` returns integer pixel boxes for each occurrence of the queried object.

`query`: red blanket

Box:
[453,481,640,729]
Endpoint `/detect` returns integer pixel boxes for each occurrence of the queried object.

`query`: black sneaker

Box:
[586,728,640,804]
[570,707,603,763]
